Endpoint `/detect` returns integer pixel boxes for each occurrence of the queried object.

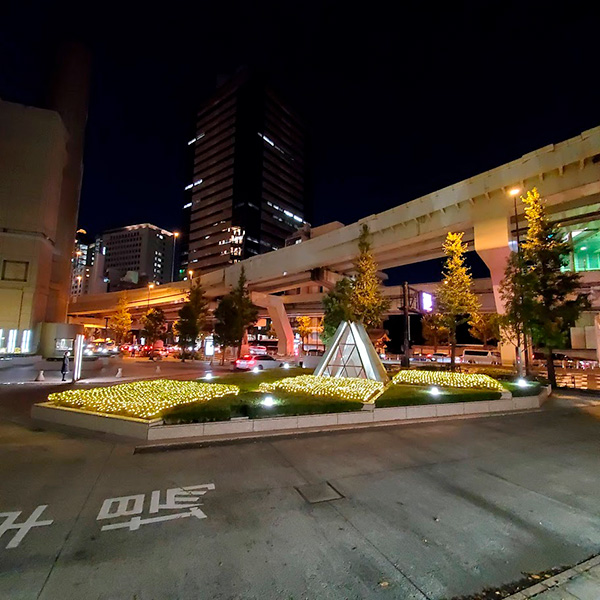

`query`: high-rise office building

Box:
[102,223,175,291]
[0,44,90,357]
[185,71,309,274]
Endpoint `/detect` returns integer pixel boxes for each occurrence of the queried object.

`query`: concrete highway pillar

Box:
[251,292,295,356]
[473,206,514,365]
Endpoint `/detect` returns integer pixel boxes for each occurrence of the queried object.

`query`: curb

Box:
[504,554,600,599]
[133,407,545,453]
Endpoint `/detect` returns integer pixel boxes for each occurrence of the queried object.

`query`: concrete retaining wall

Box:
[32,391,546,442]
[31,402,161,439]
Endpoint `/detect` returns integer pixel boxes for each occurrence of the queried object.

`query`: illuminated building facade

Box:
[101,223,175,291]
[186,71,309,274]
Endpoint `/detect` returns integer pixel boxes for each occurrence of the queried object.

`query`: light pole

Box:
[509,187,527,376]
[171,232,180,282]
[188,269,193,290]
[147,283,155,311]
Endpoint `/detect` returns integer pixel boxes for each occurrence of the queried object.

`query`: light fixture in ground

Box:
[252,366,260,374]
[204,372,213,380]
[429,386,440,396]
[262,396,275,407]
[282,363,290,370]
[517,378,529,388]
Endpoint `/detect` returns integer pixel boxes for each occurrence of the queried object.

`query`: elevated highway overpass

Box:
[69,126,600,354]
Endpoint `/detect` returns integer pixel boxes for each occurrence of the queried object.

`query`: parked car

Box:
[234,354,285,371]
[461,349,501,365]
[532,351,575,368]
[430,352,452,363]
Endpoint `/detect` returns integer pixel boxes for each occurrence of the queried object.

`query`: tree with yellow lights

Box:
[350,224,391,329]
[108,293,132,344]
[468,312,501,348]
[295,316,312,352]
[421,312,449,353]
[436,232,480,370]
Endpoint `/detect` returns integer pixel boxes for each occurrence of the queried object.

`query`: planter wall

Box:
[32,389,546,442]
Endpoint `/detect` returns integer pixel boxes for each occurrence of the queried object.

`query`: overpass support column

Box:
[251,292,295,356]
[473,206,514,365]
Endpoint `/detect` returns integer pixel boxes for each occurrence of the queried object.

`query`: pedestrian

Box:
[61,351,70,382]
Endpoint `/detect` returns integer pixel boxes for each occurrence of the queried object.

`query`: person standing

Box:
[61,351,70,382]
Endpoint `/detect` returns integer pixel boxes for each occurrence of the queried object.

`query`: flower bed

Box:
[392,370,504,391]
[48,379,239,420]
[259,374,385,403]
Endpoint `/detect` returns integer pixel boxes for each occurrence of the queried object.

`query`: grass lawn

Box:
[376,384,502,408]
[206,367,312,392]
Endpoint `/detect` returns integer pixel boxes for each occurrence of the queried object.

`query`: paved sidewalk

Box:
[507,555,600,599]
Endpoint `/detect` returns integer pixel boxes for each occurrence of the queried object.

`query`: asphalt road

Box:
[1,400,599,600]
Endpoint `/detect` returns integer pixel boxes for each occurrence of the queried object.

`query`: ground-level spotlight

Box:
[261,395,275,407]
[204,372,213,381]
[252,366,260,374]
[517,378,529,388]
[282,362,290,370]
[429,386,440,396]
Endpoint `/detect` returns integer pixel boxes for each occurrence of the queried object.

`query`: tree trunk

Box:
[450,328,457,372]
[546,347,556,388]
[433,334,438,354]
[523,331,530,375]
[220,349,226,366]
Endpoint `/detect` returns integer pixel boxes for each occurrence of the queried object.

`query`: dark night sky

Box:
[2,1,599,283]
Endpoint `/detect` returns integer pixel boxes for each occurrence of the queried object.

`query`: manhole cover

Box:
[295,482,344,504]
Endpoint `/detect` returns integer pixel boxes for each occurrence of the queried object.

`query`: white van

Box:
[461,349,501,365]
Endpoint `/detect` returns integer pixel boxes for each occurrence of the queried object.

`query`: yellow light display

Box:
[48,379,239,420]
[392,370,504,391]
[259,375,384,403]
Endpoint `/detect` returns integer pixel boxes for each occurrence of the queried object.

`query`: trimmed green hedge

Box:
[162,389,364,423]
[376,384,502,408]
[163,400,233,424]
[502,381,542,397]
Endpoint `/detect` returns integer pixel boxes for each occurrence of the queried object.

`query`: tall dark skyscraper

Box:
[185,71,309,274]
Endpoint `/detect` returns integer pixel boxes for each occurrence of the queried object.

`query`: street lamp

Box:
[147,283,155,311]
[508,187,528,376]
[171,232,180,282]
[188,269,194,289]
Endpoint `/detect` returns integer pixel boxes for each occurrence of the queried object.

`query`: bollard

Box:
[116,368,123,378]
[155,366,161,374]
[35,370,45,382]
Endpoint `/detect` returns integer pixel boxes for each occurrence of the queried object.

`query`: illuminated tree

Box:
[518,188,589,386]
[436,232,480,370]
[468,313,501,348]
[421,312,449,353]
[108,293,132,343]
[141,307,167,344]
[295,316,312,351]
[174,279,209,360]
[350,224,391,328]
[322,278,354,345]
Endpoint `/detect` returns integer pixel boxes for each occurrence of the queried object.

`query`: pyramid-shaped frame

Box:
[314,321,389,383]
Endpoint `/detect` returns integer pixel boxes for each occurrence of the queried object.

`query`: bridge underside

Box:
[68,127,600,356]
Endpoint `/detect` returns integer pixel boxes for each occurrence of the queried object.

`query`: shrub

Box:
[163,402,232,424]
[376,385,502,408]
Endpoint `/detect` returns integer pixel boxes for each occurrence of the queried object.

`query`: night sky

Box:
[2,1,599,284]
